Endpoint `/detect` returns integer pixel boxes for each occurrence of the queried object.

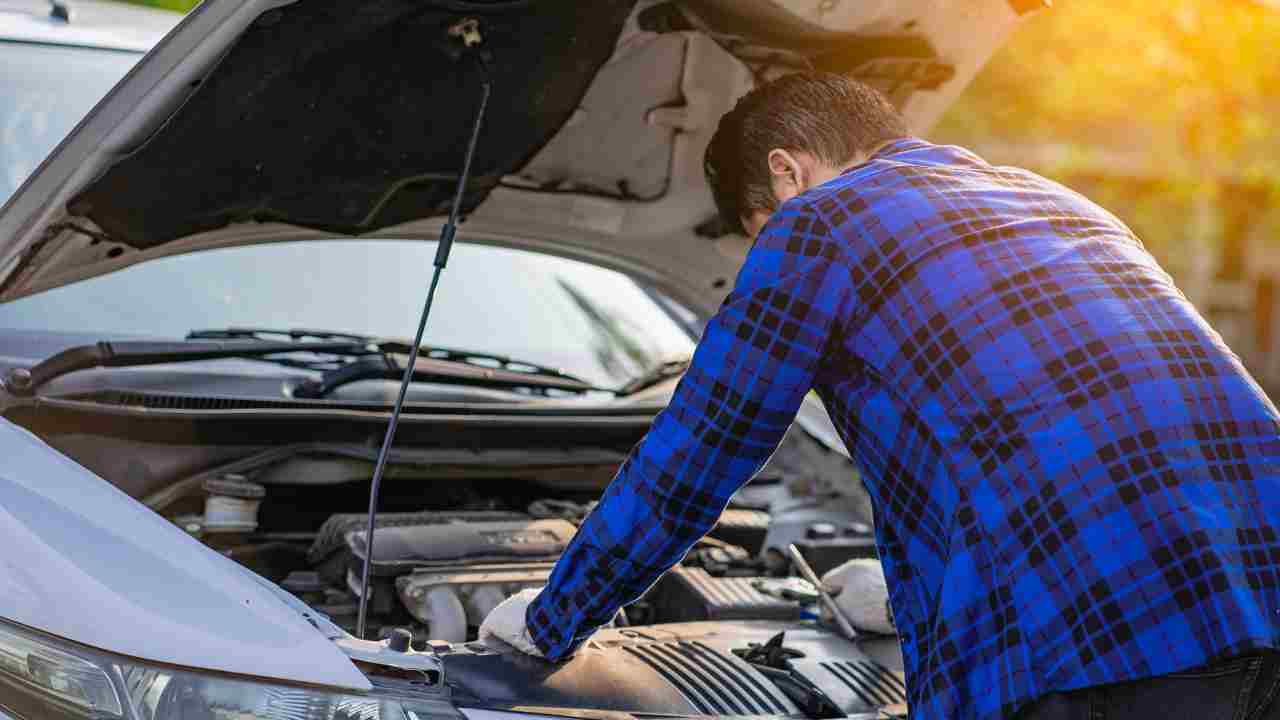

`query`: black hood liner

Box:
[70,0,638,249]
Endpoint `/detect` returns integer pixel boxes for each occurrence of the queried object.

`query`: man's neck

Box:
[837,137,911,175]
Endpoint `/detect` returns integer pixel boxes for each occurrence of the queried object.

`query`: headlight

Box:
[0,619,454,720]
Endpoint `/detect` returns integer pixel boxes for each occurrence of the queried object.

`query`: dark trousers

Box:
[1017,652,1280,720]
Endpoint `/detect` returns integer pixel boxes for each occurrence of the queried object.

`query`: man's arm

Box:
[525,201,852,660]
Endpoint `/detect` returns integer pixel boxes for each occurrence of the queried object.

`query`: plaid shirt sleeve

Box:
[525,199,853,660]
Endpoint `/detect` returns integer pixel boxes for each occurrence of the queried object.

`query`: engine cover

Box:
[438,621,907,717]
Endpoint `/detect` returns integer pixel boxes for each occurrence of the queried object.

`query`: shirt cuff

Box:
[524,589,583,661]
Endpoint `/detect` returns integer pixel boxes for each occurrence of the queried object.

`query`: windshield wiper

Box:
[616,356,692,396]
[0,331,608,400]
[2,339,370,397]
[187,328,691,397]
[186,327,609,398]
[292,352,605,398]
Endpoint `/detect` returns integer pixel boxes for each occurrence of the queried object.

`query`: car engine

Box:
[256,491,877,645]
[248,491,899,718]
[150,430,900,717]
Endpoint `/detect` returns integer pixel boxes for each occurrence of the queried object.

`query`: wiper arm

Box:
[616,356,692,396]
[2,331,669,399]
[187,327,371,343]
[190,326,593,381]
[3,339,370,397]
[292,352,606,398]
[188,327,608,397]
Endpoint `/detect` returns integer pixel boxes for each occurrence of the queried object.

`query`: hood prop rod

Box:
[356,53,491,640]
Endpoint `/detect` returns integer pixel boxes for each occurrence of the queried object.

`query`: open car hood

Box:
[0,0,1037,313]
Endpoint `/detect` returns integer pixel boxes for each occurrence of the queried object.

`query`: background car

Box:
[0,0,178,204]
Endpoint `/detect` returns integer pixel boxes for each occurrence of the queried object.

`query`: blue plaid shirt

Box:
[526,138,1280,719]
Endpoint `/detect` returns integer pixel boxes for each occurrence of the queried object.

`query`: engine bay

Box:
[156,445,899,717]
[10,391,900,716]
[183,470,878,644]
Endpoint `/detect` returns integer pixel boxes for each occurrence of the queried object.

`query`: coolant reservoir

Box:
[202,474,265,534]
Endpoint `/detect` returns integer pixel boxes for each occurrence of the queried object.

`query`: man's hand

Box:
[822,558,896,635]
[477,588,547,657]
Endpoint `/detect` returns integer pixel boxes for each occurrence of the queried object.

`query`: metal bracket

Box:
[334,633,445,678]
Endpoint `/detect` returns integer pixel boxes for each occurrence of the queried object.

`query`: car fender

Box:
[0,417,370,690]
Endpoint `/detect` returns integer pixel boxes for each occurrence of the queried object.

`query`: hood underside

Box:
[0,0,1033,309]
[71,0,638,247]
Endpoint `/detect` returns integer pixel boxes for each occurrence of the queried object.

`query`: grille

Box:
[818,660,907,707]
[623,641,796,716]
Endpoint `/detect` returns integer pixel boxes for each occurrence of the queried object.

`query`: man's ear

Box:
[767,148,803,189]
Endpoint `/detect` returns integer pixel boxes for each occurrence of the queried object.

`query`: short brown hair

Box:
[704,72,909,235]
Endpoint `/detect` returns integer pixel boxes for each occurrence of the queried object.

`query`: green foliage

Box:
[936,0,1280,176]
[934,0,1280,262]
[116,0,198,13]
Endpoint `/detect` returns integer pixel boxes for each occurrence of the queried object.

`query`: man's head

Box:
[704,72,910,237]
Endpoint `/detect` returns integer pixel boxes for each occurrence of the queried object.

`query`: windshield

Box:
[0,42,140,205]
[0,240,697,388]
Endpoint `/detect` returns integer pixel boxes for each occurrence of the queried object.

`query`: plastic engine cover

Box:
[439,621,907,717]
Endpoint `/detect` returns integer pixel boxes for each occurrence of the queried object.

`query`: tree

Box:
[936,0,1280,181]
[935,0,1280,264]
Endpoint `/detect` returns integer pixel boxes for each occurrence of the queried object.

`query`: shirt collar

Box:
[870,136,930,160]
[840,137,931,177]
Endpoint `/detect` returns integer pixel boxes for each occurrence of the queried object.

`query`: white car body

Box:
[0,417,370,689]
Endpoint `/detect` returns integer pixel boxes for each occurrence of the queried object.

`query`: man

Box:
[482,72,1280,719]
